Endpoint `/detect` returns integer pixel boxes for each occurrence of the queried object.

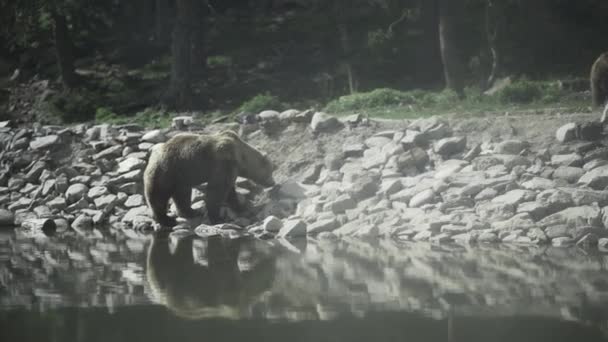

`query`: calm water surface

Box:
[1,227,608,342]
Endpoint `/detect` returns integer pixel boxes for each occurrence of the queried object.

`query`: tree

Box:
[437,0,466,97]
[51,8,77,89]
[164,0,198,109]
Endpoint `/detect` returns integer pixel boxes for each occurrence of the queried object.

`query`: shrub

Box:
[496,79,543,104]
[324,88,417,112]
[236,93,283,114]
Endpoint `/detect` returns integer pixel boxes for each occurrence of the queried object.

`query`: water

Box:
[1,227,607,342]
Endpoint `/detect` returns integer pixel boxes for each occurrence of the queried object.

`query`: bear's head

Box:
[220,131,276,187]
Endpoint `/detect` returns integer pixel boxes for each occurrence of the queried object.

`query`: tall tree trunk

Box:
[335,0,357,94]
[438,0,465,97]
[190,0,207,74]
[485,0,500,89]
[164,0,196,109]
[155,0,168,44]
[51,11,77,89]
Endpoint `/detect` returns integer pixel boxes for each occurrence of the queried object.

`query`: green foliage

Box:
[207,55,233,68]
[325,88,418,112]
[95,107,172,128]
[495,78,543,104]
[236,93,283,114]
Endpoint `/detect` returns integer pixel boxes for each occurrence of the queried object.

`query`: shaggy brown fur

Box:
[143,130,275,226]
[591,52,608,108]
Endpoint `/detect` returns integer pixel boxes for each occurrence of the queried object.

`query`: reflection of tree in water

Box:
[145,232,276,320]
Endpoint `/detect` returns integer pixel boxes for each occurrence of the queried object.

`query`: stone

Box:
[566,188,608,206]
[117,158,146,174]
[346,176,378,201]
[342,143,365,158]
[65,183,88,204]
[172,116,194,130]
[578,165,608,189]
[93,145,123,160]
[409,189,435,208]
[258,110,280,121]
[545,224,570,239]
[492,189,534,206]
[279,181,308,199]
[400,130,428,149]
[539,205,602,229]
[47,197,67,211]
[552,237,575,247]
[0,209,14,226]
[577,121,603,141]
[307,218,338,235]
[29,135,60,150]
[71,214,93,231]
[328,194,356,214]
[552,166,584,183]
[263,216,283,233]
[88,186,109,199]
[599,238,608,250]
[396,147,429,171]
[364,136,392,149]
[555,123,577,143]
[141,130,166,143]
[494,139,528,155]
[434,136,466,157]
[125,194,145,208]
[25,161,46,183]
[521,177,555,190]
[94,194,118,210]
[310,112,342,133]
[551,154,583,167]
[279,109,299,121]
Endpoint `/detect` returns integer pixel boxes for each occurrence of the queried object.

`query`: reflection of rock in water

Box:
[145,232,276,320]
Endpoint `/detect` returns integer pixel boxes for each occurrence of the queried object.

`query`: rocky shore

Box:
[1,109,608,250]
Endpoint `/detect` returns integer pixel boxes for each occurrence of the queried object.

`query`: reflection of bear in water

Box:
[143,130,275,226]
[145,232,276,320]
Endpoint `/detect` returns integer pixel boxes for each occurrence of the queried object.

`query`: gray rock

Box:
[539,205,602,229]
[279,181,308,199]
[277,219,307,238]
[552,236,575,247]
[263,216,283,233]
[555,123,577,143]
[279,109,299,121]
[346,176,378,201]
[476,202,516,221]
[577,121,603,141]
[578,165,608,189]
[552,166,584,183]
[117,158,146,174]
[551,153,583,167]
[434,136,466,157]
[94,194,118,210]
[25,161,46,183]
[65,183,88,204]
[93,145,123,160]
[409,189,435,208]
[310,112,342,133]
[545,224,570,239]
[521,177,555,190]
[141,130,166,143]
[307,218,338,235]
[342,143,365,158]
[118,182,139,195]
[400,130,428,149]
[565,188,608,206]
[47,197,67,210]
[583,159,608,171]
[107,169,143,186]
[125,194,145,208]
[172,116,194,130]
[492,189,535,206]
[396,147,429,172]
[599,238,608,250]
[364,136,392,149]
[327,194,356,214]
[88,186,109,199]
[71,214,93,231]
[494,139,528,155]
[29,135,60,150]
[0,209,14,226]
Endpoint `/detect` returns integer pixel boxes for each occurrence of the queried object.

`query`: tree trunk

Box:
[335,0,357,94]
[485,0,500,89]
[164,0,196,109]
[438,0,465,97]
[52,11,77,89]
[155,0,168,44]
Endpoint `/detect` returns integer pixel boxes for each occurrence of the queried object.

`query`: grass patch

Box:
[235,93,284,114]
[95,107,173,128]
[323,79,589,119]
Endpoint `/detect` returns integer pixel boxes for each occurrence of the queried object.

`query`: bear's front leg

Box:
[172,185,198,219]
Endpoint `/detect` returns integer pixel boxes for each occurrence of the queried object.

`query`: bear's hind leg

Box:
[206,185,230,224]
[172,185,198,219]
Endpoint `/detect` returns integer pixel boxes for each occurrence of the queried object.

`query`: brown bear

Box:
[143,130,275,226]
[590,52,608,108]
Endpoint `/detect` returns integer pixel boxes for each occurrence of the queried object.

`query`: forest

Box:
[1,0,608,125]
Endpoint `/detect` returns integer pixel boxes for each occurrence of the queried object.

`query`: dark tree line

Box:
[2,0,608,113]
